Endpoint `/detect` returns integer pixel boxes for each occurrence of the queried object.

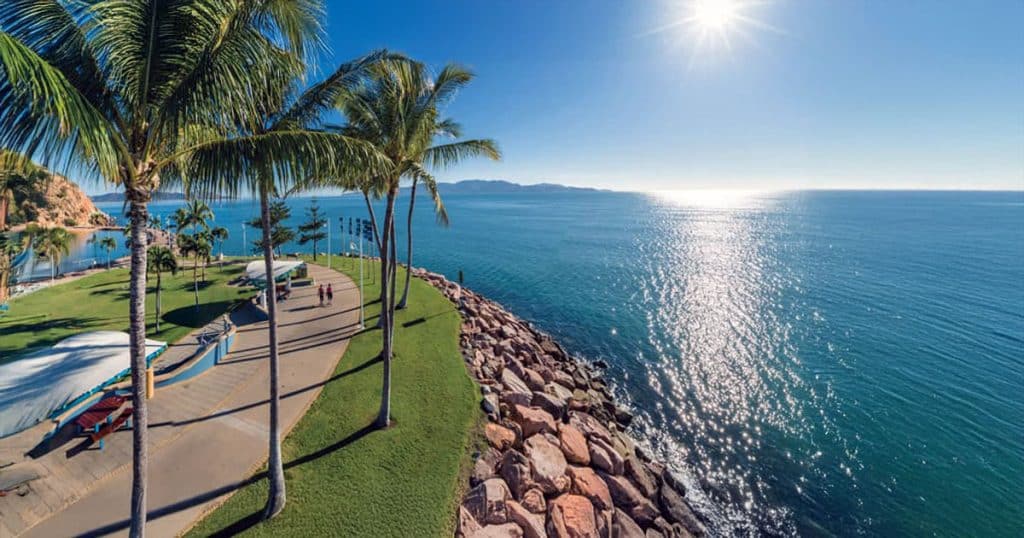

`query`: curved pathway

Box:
[7,263,360,537]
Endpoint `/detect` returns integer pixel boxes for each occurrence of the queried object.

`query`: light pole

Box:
[241,223,246,257]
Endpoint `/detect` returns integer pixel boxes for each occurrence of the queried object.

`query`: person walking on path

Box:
[318,284,325,307]
[326,283,334,305]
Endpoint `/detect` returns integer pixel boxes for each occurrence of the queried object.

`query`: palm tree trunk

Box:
[0,196,8,230]
[155,271,161,334]
[260,186,287,519]
[362,190,383,253]
[192,257,199,307]
[127,197,150,538]
[376,187,398,429]
[397,178,417,310]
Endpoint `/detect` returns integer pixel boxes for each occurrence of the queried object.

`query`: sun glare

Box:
[692,0,740,31]
[645,0,777,66]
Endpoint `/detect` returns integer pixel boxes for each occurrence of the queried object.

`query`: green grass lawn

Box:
[186,257,482,537]
[0,261,251,362]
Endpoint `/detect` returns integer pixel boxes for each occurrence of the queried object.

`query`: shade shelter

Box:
[0,331,166,438]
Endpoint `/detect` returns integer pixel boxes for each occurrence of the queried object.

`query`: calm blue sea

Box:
[94,190,1023,536]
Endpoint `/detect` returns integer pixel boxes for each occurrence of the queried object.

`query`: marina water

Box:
[96,189,1023,536]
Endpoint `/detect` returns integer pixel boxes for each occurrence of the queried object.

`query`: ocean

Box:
[93,189,1023,536]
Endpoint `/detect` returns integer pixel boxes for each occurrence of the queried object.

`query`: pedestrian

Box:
[318,284,325,307]
[326,283,334,305]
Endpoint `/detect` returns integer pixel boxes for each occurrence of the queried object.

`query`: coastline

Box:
[413,268,707,537]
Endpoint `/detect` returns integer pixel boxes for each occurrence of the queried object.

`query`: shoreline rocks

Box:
[411,268,707,538]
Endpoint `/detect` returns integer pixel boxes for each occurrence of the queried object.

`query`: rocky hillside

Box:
[13,174,109,228]
[413,268,708,538]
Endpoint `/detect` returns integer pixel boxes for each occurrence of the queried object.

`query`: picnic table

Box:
[73,395,133,450]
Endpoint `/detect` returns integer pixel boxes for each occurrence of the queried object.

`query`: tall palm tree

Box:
[32,226,71,283]
[210,225,228,271]
[395,117,497,309]
[147,245,177,333]
[184,199,213,235]
[99,236,117,269]
[0,3,326,532]
[0,231,26,303]
[340,60,500,427]
[180,46,388,524]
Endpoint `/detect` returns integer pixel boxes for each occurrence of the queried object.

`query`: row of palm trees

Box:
[0,1,498,534]
[0,224,73,301]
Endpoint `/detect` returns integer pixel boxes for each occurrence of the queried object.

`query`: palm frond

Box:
[0,30,121,180]
[423,138,501,170]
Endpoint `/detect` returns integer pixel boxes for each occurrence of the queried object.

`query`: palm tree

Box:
[0,231,26,303]
[147,246,177,334]
[395,117,497,309]
[340,59,500,427]
[0,4,328,531]
[32,227,71,283]
[180,47,388,523]
[99,236,117,269]
[184,199,213,235]
[210,226,229,271]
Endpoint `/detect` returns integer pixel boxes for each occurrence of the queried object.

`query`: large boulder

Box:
[472,448,502,486]
[589,437,624,475]
[524,435,570,494]
[545,382,575,402]
[624,456,658,498]
[601,473,660,526]
[567,466,612,511]
[547,494,599,538]
[499,450,536,498]
[474,523,525,537]
[658,482,705,536]
[486,423,517,451]
[558,424,590,465]
[514,405,557,438]
[569,412,614,445]
[507,500,548,538]
[532,391,567,418]
[502,369,534,407]
[612,508,646,538]
[464,478,513,525]
[458,506,483,537]
[521,487,547,513]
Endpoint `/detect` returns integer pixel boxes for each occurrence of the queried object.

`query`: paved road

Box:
[9,263,360,537]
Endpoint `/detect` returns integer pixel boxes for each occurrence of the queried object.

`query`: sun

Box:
[691,0,741,31]
[644,0,777,64]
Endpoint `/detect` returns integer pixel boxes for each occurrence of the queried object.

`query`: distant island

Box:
[434,179,607,194]
[90,191,187,203]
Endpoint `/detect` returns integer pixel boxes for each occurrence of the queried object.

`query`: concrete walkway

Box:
[0,263,360,537]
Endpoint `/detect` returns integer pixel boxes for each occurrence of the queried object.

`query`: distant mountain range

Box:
[90,181,602,203]
[433,180,606,194]
[91,191,187,203]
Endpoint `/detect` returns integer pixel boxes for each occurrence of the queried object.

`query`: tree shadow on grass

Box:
[202,423,378,537]
[161,301,238,329]
[0,316,108,360]
[75,422,379,537]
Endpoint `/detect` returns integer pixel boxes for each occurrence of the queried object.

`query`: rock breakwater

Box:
[412,268,707,538]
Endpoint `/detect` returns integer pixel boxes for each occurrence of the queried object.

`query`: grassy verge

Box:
[186,257,482,537]
[0,261,250,361]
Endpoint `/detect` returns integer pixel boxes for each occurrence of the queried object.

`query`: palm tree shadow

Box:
[195,423,378,537]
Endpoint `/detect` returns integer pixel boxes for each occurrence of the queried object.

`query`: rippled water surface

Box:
[99,190,1024,536]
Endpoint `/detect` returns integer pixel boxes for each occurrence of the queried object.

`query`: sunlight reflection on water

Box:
[630,191,845,535]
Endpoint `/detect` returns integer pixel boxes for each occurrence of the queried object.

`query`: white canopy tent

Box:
[0,331,166,438]
[244,260,305,288]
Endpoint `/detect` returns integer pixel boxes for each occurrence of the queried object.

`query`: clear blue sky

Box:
[318,0,1023,191]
